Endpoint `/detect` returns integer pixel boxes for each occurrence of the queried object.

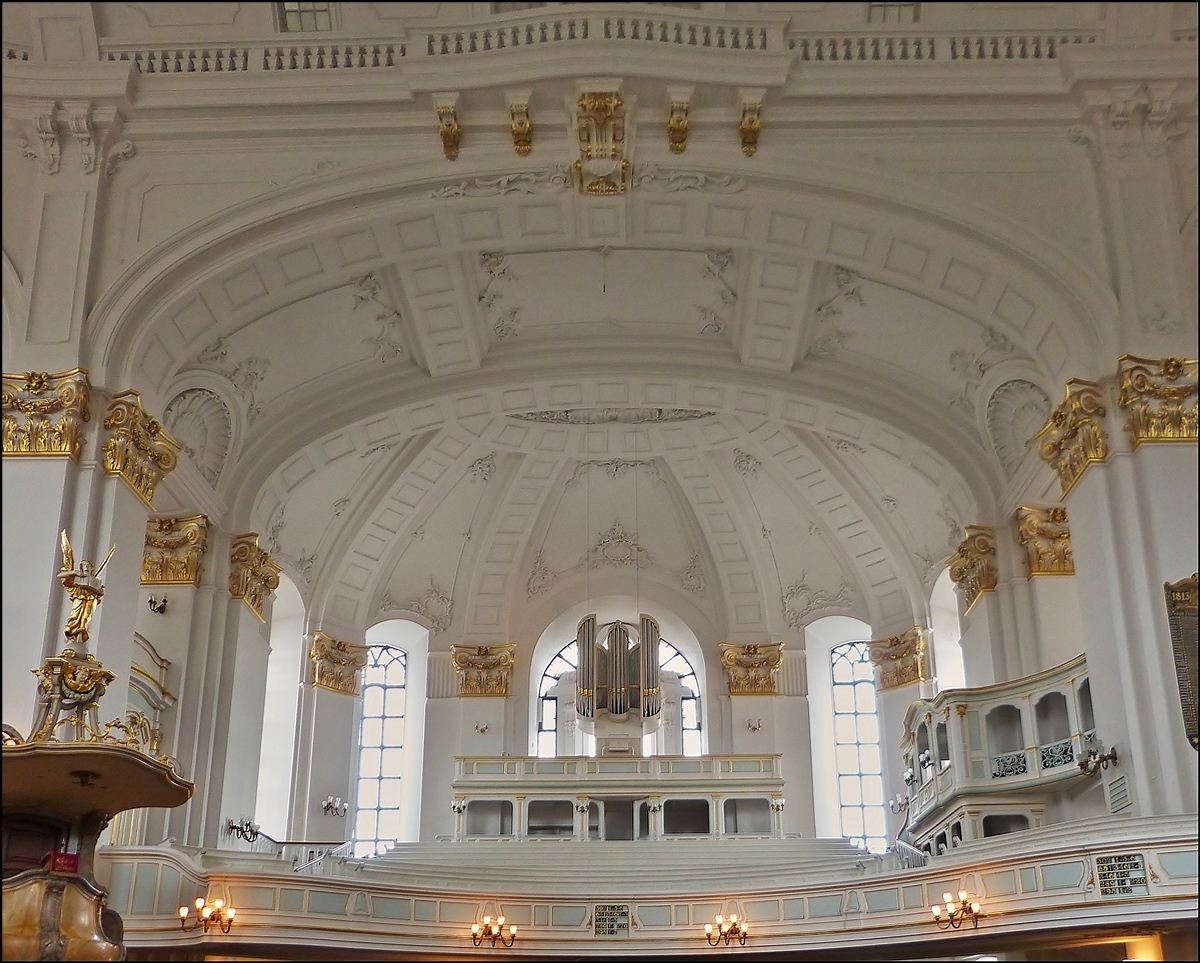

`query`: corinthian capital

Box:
[103,390,182,508]
[1117,356,1198,449]
[948,526,998,615]
[3,368,91,461]
[1035,380,1107,498]
[868,627,927,691]
[229,533,282,622]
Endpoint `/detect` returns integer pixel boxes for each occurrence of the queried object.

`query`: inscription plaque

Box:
[1096,853,1149,898]
[594,903,630,937]
[1164,574,1198,750]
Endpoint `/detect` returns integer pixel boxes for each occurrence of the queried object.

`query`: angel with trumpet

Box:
[58,529,115,649]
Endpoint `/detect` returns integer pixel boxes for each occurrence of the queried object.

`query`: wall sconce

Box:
[474,722,489,734]
[225,817,260,843]
[452,799,467,815]
[903,767,916,786]
[747,719,763,732]
[575,799,590,815]
[179,896,235,934]
[770,798,785,813]
[705,912,748,946]
[931,890,981,929]
[147,594,168,614]
[918,749,933,769]
[322,795,347,817]
[1078,745,1118,775]
[889,793,909,815]
[472,915,516,947]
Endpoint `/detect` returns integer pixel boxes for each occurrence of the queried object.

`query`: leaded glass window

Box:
[353,646,406,858]
[831,641,886,853]
[278,1,332,32]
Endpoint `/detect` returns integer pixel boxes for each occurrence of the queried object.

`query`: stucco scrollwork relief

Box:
[566,459,661,486]
[698,250,737,336]
[781,572,855,629]
[187,336,270,423]
[264,504,318,586]
[469,452,497,482]
[810,267,865,357]
[733,448,761,478]
[162,387,233,487]
[511,407,715,425]
[630,164,745,193]
[948,327,1024,417]
[351,273,407,362]
[986,379,1051,478]
[429,165,574,199]
[400,577,453,635]
[478,253,521,342]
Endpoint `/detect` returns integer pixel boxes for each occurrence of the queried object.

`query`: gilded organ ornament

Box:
[103,390,182,508]
[868,627,928,691]
[1015,506,1074,576]
[1117,355,1198,448]
[1034,380,1107,498]
[2,368,91,461]
[948,526,998,615]
[142,515,209,586]
[309,632,371,696]
[451,643,516,696]
[719,641,784,695]
[229,533,282,622]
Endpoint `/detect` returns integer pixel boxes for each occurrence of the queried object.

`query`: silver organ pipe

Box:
[608,622,630,717]
[576,615,596,718]
[641,615,661,720]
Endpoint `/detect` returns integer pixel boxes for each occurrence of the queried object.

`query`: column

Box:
[1012,507,1086,671]
[948,527,1004,684]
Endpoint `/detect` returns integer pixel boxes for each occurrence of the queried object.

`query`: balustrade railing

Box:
[893,838,928,869]
[1039,738,1075,770]
[990,750,1029,779]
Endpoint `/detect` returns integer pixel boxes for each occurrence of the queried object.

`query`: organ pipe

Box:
[641,615,661,719]
[608,622,630,717]
[576,615,596,718]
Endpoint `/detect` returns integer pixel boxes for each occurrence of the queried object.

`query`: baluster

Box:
[467,32,476,53]
[567,20,576,41]
[869,37,879,61]
[483,29,492,50]
[453,32,463,54]
[525,23,535,45]
[315,46,324,68]
[674,23,683,43]
[717,25,726,48]
[1019,36,1029,58]
[537,21,547,42]
[553,21,561,42]
[703,25,711,47]
[1046,36,1056,58]
[928,36,936,60]
[688,24,697,45]
[631,19,639,40]
[581,17,588,39]
[732,26,740,49]
[885,36,895,60]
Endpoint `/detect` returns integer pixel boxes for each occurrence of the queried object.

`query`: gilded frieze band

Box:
[2,368,91,461]
[310,632,371,696]
[229,533,282,622]
[142,515,209,586]
[868,627,927,691]
[1016,506,1074,576]
[103,390,181,508]
[1034,380,1107,499]
[1117,356,1198,448]
[451,643,516,696]
[948,526,998,615]
[719,641,784,695]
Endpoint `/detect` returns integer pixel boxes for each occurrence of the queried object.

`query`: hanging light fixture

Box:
[931,890,982,929]
[472,915,517,947]
[179,896,235,934]
[704,912,748,946]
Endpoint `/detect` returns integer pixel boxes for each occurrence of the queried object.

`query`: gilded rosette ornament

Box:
[142,515,208,586]
[948,526,998,615]
[309,632,371,696]
[1034,380,1107,498]
[2,368,91,460]
[103,390,182,508]
[228,533,282,622]
[1117,355,1198,448]
[868,627,927,691]
[1016,506,1074,576]
[450,643,516,696]
[719,641,784,695]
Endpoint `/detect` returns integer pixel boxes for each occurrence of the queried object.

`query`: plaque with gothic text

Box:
[593,904,630,937]
[1164,574,1198,750]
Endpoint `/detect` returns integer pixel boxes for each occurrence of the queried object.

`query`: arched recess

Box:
[929,567,966,692]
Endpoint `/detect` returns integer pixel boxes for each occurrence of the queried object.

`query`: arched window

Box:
[536,637,700,758]
[830,641,886,853]
[353,646,406,858]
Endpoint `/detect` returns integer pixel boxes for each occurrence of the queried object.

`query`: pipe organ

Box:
[575,616,664,738]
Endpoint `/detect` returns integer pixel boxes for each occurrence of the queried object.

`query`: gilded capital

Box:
[1117,355,1198,448]
[450,643,516,696]
[229,533,282,622]
[948,526,998,615]
[2,368,91,461]
[1016,506,1074,576]
[309,632,371,696]
[719,641,784,695]
[143,515,209,586]
[868,627,927,691]
[1034,380,1107,498]
[103,390,182,508]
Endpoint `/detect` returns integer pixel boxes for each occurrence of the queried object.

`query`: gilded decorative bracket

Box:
[868,627,927,691]
[2,368,91,461]
[451,643,516,696]
[948,526,998,615]
[1034,379,1107,498]
[1117,355,1198,449]
[506,89,533,156]
[310,632,371,696]
[1015,506,1074,576]
[719,641,783,695]
[738,89,765,157]
[229,533,282,622]
[143,515,209,586]
[434,92,461,161]
[666,85,693,155]
[103,390,182,508]
[574,88,629,194]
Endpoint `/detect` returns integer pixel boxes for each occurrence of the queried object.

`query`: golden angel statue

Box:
[58,529,115,649]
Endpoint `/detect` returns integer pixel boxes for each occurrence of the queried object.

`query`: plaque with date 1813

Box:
[1164,574,1198,750]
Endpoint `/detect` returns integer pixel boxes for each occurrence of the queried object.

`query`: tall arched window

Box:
[353,646,406,858]
[536,636,700,758]
[830,641,886,853]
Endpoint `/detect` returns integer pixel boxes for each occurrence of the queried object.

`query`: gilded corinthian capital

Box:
[103,390,182,508]
[868,627,927,691]
[1016,506,1074,576]
[310,632,371,696]
[719,641,784,695]
[1117,355,1198,448]
[450,643,516,696]
[948,526,998,615]
[2,368,91,461]
[229,533,282,622]
[142,515,209,586]
[1034,380,1107,498]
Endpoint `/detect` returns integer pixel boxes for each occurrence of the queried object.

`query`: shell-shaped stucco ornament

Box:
[986,379,1050,478]
[163,387,233,487]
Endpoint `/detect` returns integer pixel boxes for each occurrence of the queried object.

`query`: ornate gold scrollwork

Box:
[228,533,282,622]
[509,103,532,156]
[667,101,689,154]
[103,390,181,508]
[739,101,762,156]
[1015,506,1074,576]
[868,627,927,691]
[1117,355,1198,448]
[142,515,208,586]
[2,368,91,461]
[719,641,784,695]
[451,643,516,696]
[574,91,629,194]
[309,632,371,696]
[437,104,461,161]
[948,526,998,615]
[1035,380,1107,498]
